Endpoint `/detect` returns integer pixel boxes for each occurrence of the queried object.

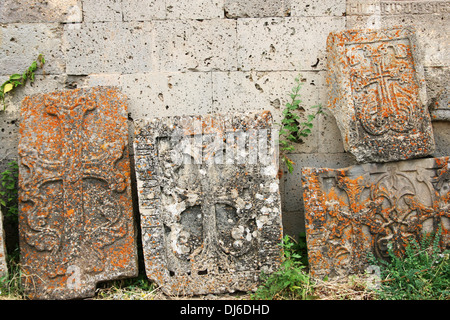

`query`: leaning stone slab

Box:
[302,156,450,279]
[18,87,138,299]
[326,27,435,163]
[133,111,283,296]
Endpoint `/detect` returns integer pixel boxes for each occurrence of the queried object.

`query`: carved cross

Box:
[20,96,128,277]
[348,42,415,135]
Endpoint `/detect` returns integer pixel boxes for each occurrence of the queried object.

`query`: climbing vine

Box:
[0,54,45,110]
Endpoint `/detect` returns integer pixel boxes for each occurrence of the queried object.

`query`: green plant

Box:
[0,247,23,299]
[368,226,450,300]
[278,75,325,173]
[251,235,314,300]
[0,160,19,223]
[0,54,45,110]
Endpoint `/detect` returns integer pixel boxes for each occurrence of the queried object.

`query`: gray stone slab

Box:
[18,87,138,299]
[326,26,435,163]
[133,111,283,296]
[302,156,450,279]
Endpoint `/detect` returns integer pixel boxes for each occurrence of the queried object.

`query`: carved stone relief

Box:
[18,87,138,299]
[133,111,283,295]
[326,27,435,163]
[302,156,450,279]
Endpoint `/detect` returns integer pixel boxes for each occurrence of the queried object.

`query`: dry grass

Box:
[312,275,377,300]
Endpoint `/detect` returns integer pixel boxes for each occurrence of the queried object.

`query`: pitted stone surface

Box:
[326,27,435,163]
[133,111,283,296]
[18,87,138,300]
[302,156,450,279]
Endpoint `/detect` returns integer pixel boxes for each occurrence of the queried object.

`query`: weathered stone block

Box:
[224,0,290,18]
[63,22,153,74]
[153,19,237,72]
[237,17,345,71]
[166,0,224,19]
[326,27,435,163]
[122,0,166,21]
[302,156,450,279]
[133,111,283,295]
[121,72,213,119]
[0,0,82,23]
[83,0,122,22]
[18,87,138,299]
[0,23,65,76]
[291,0,346,17]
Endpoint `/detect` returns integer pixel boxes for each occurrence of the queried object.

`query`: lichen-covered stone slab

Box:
[18,87,138,299]
[302,156,450,279]
[326,27,435,163]
[133,111,283,296]
[0,210,7,278]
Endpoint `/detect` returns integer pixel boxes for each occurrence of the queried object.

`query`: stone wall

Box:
[1,0,449,239]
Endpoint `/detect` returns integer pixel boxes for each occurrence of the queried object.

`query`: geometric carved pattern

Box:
[302,157,450,279]
[133,111,283,295]
[18,87,138,299]
[327,27,435,163]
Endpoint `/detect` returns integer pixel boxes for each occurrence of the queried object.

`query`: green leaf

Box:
[30,61,37,71]
[3,83,13,93]
[9,74,22,80]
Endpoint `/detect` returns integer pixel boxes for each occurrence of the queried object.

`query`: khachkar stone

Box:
[0,210,7,278]
[133,111,283,296]
[326,27,435,163]
[18,87,138,299]
[302,156,450,279]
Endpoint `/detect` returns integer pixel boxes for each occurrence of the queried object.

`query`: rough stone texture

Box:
[82,0,123,22]
[224,0,290,18]
[122,0,166,21]
[425,66,449,121]
[121,72,213,119]
[18,87,138,299]
[302,156,450,279]
[166,0,224,19]
[291,0,347,17]
[326,26,435,163]
[153,19,237,72]
[133,111,283,296]
[63,22,153,75]
[0,210,7,278]
[237,17,346,71]
[0,23,65,76]
[0,0,82,23]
